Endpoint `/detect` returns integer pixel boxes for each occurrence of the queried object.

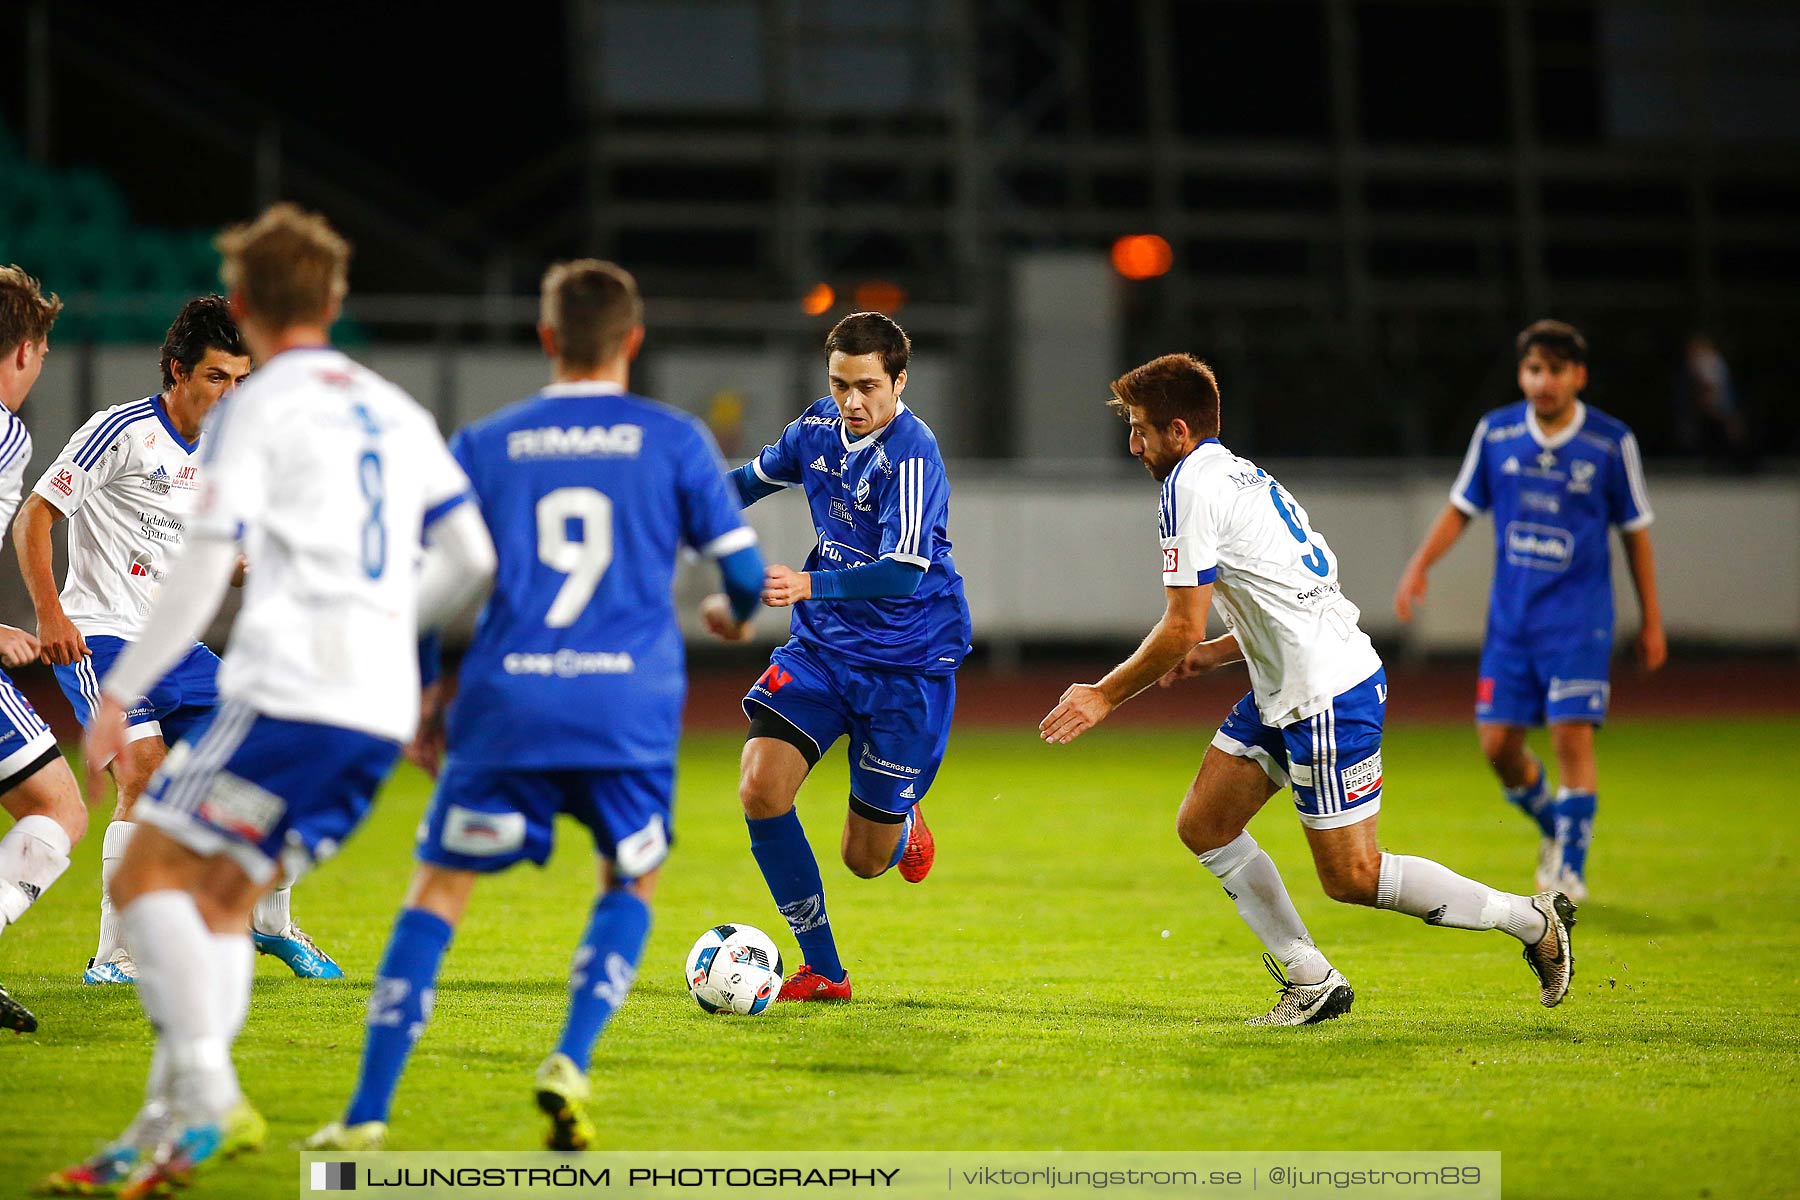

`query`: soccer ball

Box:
[685,924,783,1015]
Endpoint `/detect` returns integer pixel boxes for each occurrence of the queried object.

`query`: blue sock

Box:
[1554,789,1597,877]
[555,889,652,1071]
[1504,756,1556,838]
[746,810,844,982]
[884,809,916,873]
[345,908,453,1126]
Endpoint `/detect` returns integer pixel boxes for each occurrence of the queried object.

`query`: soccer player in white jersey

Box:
[44,206,494,1198]
[0,266,91,1037]
[1041,354,1577,1026]
[16,297,345,985]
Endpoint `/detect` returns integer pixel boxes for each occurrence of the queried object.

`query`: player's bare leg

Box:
[1546,720,1599,902]
[0,758,84,1032]
[1306,817,1578,1007]
[741,735,850,999]
[1180,747,1351,1025]
[85,734,163,984]
[1480,721,1559,890]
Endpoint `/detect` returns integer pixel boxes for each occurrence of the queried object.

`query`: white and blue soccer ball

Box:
[685,924,783,1015]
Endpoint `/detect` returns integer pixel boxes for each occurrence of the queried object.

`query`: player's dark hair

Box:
[1108,354,1221,439]
[1516,319,1587,366]
[825,312,910,381]
[160,295,246,390]
[540,259,642,369]
[0,264,62,352]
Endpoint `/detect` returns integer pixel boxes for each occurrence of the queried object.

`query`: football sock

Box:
[251,885,291,936]
[1375,853,1547,942]
[1198,832,1332,986]
[1554,789,1596,878]
[95,820,136,961]
[555,889,652,1071]
[1503,756,1556,838]
[746,810,844,983]
[0,814,71,935]
[884,809,916,873]
[123,890,239,1121]
[212,932,254,1043]
[344,907,453,1126]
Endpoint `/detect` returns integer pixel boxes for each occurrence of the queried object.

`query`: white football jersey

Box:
[1159,440,1381,728]
[0,407,33,532]
[192,347,470,743]
[32,397,207,639]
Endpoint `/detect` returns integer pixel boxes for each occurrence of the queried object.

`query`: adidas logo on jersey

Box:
[147,465,172,495]
[1501,456,1521,475]
[900,784,916,800]
[810,456,830,472]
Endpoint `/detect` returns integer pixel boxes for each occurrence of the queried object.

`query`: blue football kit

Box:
[1451,400,1653,727]
[418,382,761,875]
[738,397,971,819]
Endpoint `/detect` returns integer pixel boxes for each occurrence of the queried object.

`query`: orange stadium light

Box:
[853,280,907,314]
[1111,234,1174,281]
[801,282,835,315]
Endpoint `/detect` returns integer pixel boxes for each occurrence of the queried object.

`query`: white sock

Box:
[250,886,290,936]
[212,932,254,1043]
[0,814,74,935]
[1375,852,1547,943]
[96,820,137,961]
[122,891,240,1121]
[1198,832,1333,985]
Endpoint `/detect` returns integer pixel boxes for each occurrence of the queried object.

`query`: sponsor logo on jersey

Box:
[147,465,172,495]
[1487,421,1528,442]
[1548,677,1610,711]
[900,783,916,800]
[127,550,158,579]
[196,771,286,842]
[830,497,854,525]
[51,469,73,496]
[1503,522,1573,572]
[440,805,527,857]
[1294,580,1342,603]
[507,423,643,460]
[501,650,636,677]
[1163,547,1179,572]
[1227,470,1263,489]
[135,511,186,545]
[1568,459,1596,494]
[1521,490,1560,514]
[802,415,838,428]
[858,742,921,779]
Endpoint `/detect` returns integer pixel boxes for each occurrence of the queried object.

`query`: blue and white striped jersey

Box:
[751,398,970,675]
[0,407,32,532]
[1450,400,1652,647]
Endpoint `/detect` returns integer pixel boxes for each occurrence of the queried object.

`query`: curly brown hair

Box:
[0,265,63,353]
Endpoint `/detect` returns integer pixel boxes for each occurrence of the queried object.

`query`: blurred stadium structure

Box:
[2,0,1796,653]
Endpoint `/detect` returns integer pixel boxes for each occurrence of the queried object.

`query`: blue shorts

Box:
[417,761,673,880]
[1477,636,1611,726]
[0,669,57,789]
[133,701,400,886]
[1211,669,1388,830]
[56,636,220,751]
[743,639,955,820]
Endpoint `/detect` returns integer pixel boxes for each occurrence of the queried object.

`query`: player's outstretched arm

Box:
[417,502,497,632]
[11,494,86,665]
[1041,583,1213,744]
[1395,503,1471,622]
[1620,526,1667,672]
[729,463,787,509]
[1158,632,1243,688]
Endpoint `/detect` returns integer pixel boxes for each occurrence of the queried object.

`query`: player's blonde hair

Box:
[0,265,63,352]
[215,203,352,330]
[540,259,642,369]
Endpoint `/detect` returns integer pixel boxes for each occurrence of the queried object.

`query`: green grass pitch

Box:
[3,719,1796,1198]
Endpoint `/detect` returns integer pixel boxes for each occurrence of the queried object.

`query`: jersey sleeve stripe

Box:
[1448,417,1489,512]
[904,459,923,557]
[751,457,794,488]
[421,489,474,530]
[883,550,929,568]
[701,526,759,558]
[1619,432,1654,528]
[74,403,156,471]
[0,421,27,471]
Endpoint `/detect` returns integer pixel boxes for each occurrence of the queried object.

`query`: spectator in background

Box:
[1678,335,1756,473]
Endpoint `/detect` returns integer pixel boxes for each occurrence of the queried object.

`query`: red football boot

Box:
[898,805,934,883]
[777,965,852,1002]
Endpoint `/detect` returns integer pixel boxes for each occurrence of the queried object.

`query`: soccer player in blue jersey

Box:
[1396,320,1665,903]
[727,312,971,1002]
[304,260,764,1153]
[0,266,91,1036]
